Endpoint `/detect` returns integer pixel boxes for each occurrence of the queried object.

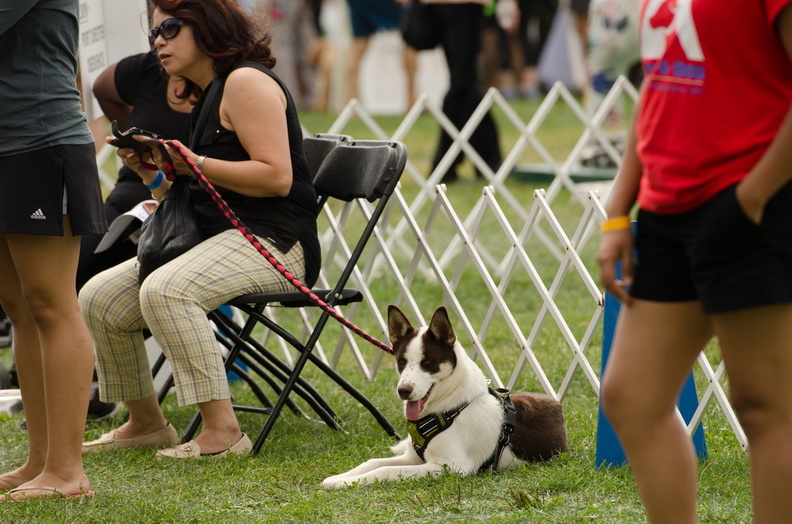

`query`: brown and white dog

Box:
[321,305,567,488]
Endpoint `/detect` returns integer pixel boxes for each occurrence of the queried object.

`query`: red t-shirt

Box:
[636,0,792,214]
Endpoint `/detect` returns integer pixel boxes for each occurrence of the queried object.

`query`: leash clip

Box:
[110,121,175,176]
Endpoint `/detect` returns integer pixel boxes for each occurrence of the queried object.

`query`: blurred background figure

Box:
[420,0,505,182]
[305,0,335,111]
[583,0,641,128]
[345,0,417,108]
[78,51,193,290]
[255,0,327,110]
[493,0,558,100]
[579,0,641,168]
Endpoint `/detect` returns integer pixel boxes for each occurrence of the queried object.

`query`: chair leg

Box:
[157,373,174,405]
[305,351,399,439]
[250,345,314,454]
[229,361,275,411]
[237,307,341,418]
[235,352,315,419]
[182,337,343,446]
[213,309,341,422]
[236,335,340,421]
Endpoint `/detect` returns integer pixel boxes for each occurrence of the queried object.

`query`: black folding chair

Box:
[151,133,354,409]
[181,138,407,453]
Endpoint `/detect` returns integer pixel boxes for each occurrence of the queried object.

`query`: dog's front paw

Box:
[320,476,351,489]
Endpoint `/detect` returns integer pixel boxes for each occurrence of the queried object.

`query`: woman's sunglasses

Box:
[148,17,183,47]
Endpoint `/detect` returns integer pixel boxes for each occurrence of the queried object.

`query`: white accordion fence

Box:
[95,77,746,450]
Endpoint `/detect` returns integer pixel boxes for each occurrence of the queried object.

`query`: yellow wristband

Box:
[601,216,631,233]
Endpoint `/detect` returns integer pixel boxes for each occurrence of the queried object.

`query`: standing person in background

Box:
[255,0,323,110]
[77,50,193,290]
[305,0,334,112]
[416,0,504,183]
[597,2,792,522]
[494,0,557,100]
[80,0,320,460]
[570,0,590,48]
[78,50,194,420]
[2,51,194,421]
[346,0,418,108]
[0,0,107,501]
[578,0,641,168]
[583,0,640,129]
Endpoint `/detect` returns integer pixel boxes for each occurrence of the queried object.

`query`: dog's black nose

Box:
[397,385,413,400]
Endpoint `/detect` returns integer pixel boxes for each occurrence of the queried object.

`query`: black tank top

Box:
[188,61,320,286]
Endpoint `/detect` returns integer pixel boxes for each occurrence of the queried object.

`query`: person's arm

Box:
[735,4,792,223]
[93,62,133,130]
[596,105,643,306]
[0,0,37,35]
[163,67,294,198]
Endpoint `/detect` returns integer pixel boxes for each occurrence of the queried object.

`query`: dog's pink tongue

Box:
[405,400,422,420]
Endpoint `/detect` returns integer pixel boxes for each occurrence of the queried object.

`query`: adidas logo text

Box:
[30,209,46,220]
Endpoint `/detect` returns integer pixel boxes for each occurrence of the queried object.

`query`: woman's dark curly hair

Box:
[150,0,275,99]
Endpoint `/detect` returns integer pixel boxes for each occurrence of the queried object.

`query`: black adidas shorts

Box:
[630,182,792,314]
[0,143,107,236]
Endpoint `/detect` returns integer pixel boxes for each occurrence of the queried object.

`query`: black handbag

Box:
[136,176,203,284]
[401,0,438,51]
[136,79,222,284]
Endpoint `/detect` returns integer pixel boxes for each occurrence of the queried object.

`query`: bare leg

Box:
[601,299,713,523]
[345,36,370,103]
[0,242,45,490]
[403,45,418,108]
[0,216,93,497]
[109,394,170,440]
[715,305,792,524]
[115,397,240,455]
[191,399,243,454]
[308,36,334,112]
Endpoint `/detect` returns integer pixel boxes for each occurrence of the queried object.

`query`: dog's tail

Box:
[508,392,568,462]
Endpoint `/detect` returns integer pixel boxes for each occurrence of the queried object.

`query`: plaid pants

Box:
[79,229,306,406]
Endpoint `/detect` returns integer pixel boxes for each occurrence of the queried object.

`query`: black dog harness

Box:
[406,387,516,472]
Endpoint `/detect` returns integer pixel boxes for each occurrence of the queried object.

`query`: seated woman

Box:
[80,0,320,459]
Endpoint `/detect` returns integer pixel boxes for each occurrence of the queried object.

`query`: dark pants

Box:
[497,0,557,68]
[428,3,502,180]
[76,180,151,290]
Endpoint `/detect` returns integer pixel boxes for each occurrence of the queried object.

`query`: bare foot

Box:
[192,428,244,455]
[0,465,42,492]
[111,419,168,440]
[0,474,92,501]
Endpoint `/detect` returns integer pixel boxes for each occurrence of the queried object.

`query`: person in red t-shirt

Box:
[597,1,792,522]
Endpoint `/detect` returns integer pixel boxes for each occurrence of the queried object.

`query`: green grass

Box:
[0,366,752,523]
[0,97,752,522]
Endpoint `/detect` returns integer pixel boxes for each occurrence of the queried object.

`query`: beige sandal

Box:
[155,433,252,459]
[82,423,179,455]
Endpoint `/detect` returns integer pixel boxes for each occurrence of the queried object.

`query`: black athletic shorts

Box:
[0,143,107,236]
[630,182,792,314]
[570,0,591,16]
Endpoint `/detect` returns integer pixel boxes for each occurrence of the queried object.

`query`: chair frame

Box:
[177,137,407,453]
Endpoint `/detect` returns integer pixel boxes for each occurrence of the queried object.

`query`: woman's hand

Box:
[735,179,767,225]
[157,139,202,177]
[107,136,154,176]
[107,135,172,199]
[597,228,635,306]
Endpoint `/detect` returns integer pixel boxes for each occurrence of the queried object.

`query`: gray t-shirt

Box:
[0,0,93,156]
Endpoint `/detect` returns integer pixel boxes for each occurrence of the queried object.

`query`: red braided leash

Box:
[162,140,394,355]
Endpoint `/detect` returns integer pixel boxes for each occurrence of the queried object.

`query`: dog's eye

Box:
[421,359,433,369]
[396,357,406,368]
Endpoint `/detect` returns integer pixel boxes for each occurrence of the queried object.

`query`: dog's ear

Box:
[387,305,414,346]
[427,306,456,346]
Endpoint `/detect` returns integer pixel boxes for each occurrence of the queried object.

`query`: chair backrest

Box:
[312,140,408,204]
[302,133,353,181]
[310,140,407,300]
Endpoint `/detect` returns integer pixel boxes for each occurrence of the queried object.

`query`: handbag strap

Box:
[190,77,223,150]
